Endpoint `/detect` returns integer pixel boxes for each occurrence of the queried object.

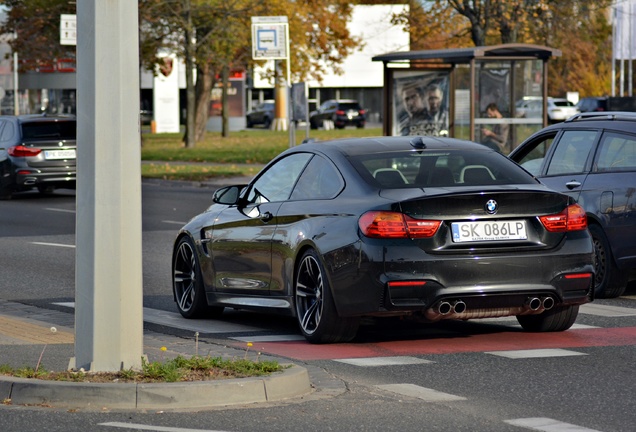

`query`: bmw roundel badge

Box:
[485,199,498,214]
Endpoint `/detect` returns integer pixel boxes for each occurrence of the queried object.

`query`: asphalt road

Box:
[1,182,636,432]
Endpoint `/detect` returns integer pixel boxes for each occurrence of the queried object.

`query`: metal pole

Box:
[612,3,616,97]
[13,32,18,115]
[630,0,634,96]
[286,24,293,147]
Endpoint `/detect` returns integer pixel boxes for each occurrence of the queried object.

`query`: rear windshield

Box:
[349,149,537,188]
[552,100,575,107]
[21,121,76,140]
[338,103,361,110]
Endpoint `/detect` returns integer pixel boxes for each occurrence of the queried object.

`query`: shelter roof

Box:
[372,43,562,64]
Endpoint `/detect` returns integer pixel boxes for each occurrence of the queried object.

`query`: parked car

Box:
[509,112,636,298]
[309,99,365,129]
[246,100,275,128]
[171,136,594,343]
[576,97,609,113]
[515,97,580,123]
[0,114,77,200]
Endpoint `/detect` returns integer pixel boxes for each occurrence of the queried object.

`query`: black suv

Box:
[509,112,636,298]
[309,99,365,129]
[0,114,77,199]
[576,97,608,113]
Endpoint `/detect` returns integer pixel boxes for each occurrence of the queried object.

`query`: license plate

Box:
[44,149,76,160]
[451,220,527,242]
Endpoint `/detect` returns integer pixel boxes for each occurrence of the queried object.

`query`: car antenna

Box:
[410,136,426,149]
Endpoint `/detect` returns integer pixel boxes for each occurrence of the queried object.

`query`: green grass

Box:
[140,127,382,181]
[0,355,283,383]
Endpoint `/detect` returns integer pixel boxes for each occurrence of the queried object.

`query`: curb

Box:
[0,364,311,410]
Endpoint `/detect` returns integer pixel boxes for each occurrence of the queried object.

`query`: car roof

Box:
[298,136,490,157]
[0,114,76,124]
[324,99,359,104]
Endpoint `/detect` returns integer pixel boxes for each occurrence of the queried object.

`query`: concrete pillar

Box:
[73,0,144,372]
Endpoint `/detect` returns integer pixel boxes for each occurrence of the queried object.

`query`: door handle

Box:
[565,180,581,190]
[260,211,273,222]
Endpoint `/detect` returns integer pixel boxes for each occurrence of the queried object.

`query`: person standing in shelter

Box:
[481,103,510,153]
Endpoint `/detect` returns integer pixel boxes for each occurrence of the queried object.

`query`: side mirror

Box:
[212,185,245,205]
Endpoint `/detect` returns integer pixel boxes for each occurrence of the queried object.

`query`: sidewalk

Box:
[0,300,345,411]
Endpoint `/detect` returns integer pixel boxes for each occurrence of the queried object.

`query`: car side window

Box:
[246,153,312,204]
[596,132,636,172]
[546,130,597,176]
[290,155,344,200]
[514,133,556,175]
[0,121,13,142]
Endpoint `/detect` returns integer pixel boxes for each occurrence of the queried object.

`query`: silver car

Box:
[0,114,77,199]
[515,97,580,123]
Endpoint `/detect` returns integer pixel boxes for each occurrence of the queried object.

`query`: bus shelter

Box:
[372,44,561,154]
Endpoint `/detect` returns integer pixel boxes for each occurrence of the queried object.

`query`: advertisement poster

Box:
[393,70,450,137]
[478,68,510,116]
[153,55,180,133]
[210,76,245,117]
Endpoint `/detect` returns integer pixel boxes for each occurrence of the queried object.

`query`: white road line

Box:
[162,220,187,225]
[505,417,602,431]
[485,349,587,359]
[476,318,598,330]
[99,422,230,432]
[376,383,466,402]
[53,303,262,333]
[335,356,433,367]
[31,242,76,248]
[232,335,305,342]
[580,303,636,317]
[45,207,76,213]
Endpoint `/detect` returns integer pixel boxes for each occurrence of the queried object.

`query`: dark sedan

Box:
[0,114,77,199]
[509,112,636,298]
[172,136,594,343]
[246,100,275,129]
[309,99,365,129]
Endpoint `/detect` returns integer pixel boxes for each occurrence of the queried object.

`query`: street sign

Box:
[251,16,288,60]
[60,14,77,46]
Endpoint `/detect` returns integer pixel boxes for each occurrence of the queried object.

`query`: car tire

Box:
[516,305,579,332]
[172,236,224,319]
[263,117,272,129]
[294,249,359,343]
[589,224,627,298]
[37,185,55,195]
[246,118,253,128]
[0,186,12,200]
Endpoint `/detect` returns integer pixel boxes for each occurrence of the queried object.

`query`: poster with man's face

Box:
[392,71,450,137]
[478,68,510,117]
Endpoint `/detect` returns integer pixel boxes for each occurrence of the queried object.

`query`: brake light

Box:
[539,204,587,232]
[564,273,592,279]
[8,145,41,157]
[335,110,345,115]
[359,211,441,239]
[359,109,366,115]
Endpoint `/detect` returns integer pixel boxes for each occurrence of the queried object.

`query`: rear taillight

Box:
[359,109,366,115]
[539,204,587,232]
[335,110,345,115]
[359,211,441,239]
[8,145,41,157]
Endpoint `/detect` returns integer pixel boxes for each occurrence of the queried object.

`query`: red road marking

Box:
[235,327,636,361]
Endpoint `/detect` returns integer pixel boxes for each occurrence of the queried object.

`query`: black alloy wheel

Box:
[589,224,627,298]
[172,236,223,319]
[294,249,359,343]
